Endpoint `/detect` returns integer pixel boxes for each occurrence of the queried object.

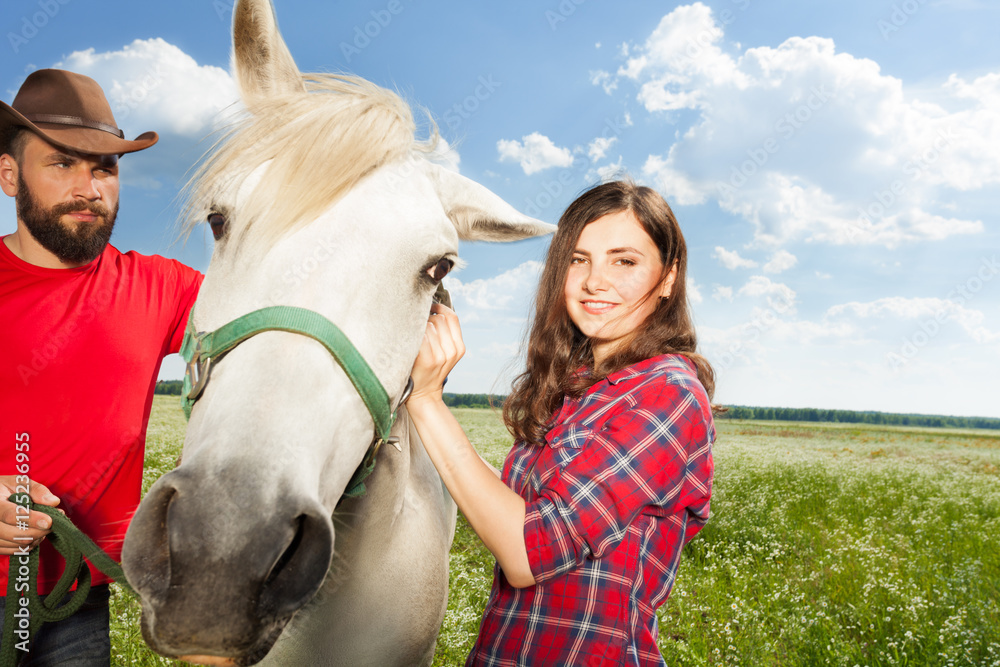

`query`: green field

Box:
[111,397,1000,666]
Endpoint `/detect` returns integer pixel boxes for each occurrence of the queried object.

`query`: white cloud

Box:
[737,276,796,313]
[763,249,798,274]
[589,157,625,183]
[642,152,707,206]
[590,70,617,94]
[713,286,734,302]
[713,246,758,270]
[428,136,461,173]
[616,2,746,110]
[686,276,703,304]
[614,4,995,248]
[55,38,238,139]
[444,261,544,319]
[588,136,618,161]
[497,132,574,175]
[827,297,999,344]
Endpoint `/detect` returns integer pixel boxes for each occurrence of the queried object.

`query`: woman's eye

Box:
[207,212,227,240]
[428,258,454,282]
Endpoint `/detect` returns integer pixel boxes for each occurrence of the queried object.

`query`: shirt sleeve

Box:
[161,260,204,356]
[523,377,713,583]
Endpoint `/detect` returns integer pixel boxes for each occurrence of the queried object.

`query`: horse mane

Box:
[184,73,437,253]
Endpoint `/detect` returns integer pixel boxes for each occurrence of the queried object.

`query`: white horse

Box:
[120,1,552,664]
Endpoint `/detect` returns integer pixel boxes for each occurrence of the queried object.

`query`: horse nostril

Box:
[257,511,333,619]
[123,476,179,603]
[264,515,306,588]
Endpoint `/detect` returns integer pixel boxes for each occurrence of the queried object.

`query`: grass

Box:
[110,397,1000,666]
[109,396,187,666]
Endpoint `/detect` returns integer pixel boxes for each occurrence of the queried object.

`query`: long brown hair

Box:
[503,180,715,445]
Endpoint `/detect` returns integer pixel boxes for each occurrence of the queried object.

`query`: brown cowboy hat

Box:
[0,68,157,156]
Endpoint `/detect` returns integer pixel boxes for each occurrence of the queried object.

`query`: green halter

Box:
[180,305,405,497]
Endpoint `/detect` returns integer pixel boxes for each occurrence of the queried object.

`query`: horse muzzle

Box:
[122,465,334,664]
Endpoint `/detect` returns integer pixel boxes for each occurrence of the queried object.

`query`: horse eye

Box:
[428,258,454,282]
[207,212,227,240]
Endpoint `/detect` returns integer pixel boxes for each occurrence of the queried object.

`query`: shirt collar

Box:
[606,365,642,385]
[605,353,694,385]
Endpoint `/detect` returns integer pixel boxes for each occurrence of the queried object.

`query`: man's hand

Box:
[0,476,60,555]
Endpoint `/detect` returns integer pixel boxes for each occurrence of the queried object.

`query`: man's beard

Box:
[17,174,118,265]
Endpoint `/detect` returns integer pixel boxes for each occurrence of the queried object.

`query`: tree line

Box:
[715,405,1000,430]
[155,380,184,395]
[442,393,506,409]
[155,384,507,409]
[153,383,998,430]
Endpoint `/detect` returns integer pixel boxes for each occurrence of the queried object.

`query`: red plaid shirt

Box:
[467,354,714,666]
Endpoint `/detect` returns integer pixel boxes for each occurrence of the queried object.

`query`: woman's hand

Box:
[404,304,536,588]
[408,303,465,406]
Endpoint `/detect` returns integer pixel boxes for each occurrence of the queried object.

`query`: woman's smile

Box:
[580,299,620,315]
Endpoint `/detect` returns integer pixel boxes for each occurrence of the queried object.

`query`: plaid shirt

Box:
[467,354,714,667]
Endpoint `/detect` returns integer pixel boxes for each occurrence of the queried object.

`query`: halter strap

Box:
[180,306,395,442]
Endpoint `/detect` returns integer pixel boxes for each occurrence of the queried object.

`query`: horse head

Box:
[121,0,552,663]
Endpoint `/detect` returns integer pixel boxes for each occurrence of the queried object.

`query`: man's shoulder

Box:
[108,244,185,269]
[105,245,202,281]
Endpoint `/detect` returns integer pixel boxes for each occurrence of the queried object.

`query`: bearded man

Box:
[0,69,203,664]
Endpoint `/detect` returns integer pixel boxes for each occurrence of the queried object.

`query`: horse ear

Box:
[232,0,306,102]
[424,162,557,242]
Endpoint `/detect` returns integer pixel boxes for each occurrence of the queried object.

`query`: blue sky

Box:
[3,0,999,418]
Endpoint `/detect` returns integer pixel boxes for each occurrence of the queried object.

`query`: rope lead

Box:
[2,497,134,666]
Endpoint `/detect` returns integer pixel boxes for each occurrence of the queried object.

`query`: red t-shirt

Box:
[1,239,202,593]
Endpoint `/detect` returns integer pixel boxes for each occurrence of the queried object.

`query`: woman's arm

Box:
[406,304,535,588]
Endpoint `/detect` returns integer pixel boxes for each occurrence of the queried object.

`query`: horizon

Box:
[153,380,999,424]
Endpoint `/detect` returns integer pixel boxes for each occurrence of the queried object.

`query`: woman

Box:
[407,180,715,666]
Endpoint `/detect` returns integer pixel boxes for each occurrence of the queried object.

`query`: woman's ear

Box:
[659,261,679,298]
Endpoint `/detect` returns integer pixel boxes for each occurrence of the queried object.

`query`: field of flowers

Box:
[111,398,1000,666]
